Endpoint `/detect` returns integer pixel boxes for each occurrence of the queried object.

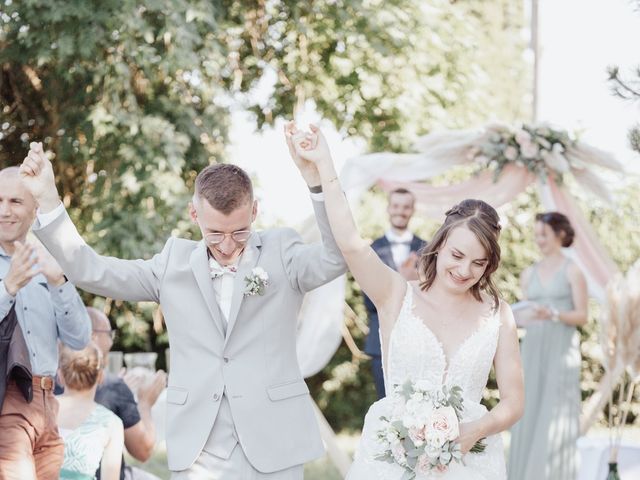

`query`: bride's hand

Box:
[284,121,321,187]
[456,420,483,455]
[288,123,333,167]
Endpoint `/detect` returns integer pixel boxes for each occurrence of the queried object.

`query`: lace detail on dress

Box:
[347,283,506,480]
[386,284,501,403]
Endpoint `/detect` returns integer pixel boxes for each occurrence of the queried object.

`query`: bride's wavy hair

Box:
[418,199,502,307]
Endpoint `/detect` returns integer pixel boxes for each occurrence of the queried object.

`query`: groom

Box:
[19,142,346,479]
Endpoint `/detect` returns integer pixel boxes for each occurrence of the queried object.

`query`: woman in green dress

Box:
[57,342,124,480]
[508,212,588,480]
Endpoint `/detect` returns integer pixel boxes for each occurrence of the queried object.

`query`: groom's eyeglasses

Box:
[204,230,252,245]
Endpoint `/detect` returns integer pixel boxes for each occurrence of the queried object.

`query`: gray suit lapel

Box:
[189,241,226,337]
[225,233,262,344]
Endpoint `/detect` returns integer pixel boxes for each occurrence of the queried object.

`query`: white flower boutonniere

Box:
[244,267,269,297]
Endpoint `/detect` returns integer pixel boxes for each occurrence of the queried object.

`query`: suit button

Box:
[223,357,229,364]
[213,393,220,401]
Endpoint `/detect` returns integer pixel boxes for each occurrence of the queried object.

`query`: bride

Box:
[285,123,524,479]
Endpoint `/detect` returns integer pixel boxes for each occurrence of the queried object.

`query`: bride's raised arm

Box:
[285,122,406,316]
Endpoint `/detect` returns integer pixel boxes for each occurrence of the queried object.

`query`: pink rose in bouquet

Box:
[375,382,485,479]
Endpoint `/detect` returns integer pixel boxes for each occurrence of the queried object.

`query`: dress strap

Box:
[399,282,414,318]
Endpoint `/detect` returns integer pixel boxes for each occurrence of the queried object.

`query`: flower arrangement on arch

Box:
[375,381,485,479]
[469,124,576,182]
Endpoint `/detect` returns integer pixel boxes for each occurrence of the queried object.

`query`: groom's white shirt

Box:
[209,257,240,322]
[33,195,344,474]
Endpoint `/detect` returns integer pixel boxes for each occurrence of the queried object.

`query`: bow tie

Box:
[209,260,238,279]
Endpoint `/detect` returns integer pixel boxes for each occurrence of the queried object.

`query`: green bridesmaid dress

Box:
[508,258,580,480]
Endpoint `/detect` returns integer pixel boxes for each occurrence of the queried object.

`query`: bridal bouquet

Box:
[375,381,485,479]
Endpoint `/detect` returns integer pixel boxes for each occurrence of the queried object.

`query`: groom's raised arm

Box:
[281,197,347,293]
[279,122,347,292]
[34,208,172,303]
[20,142,170,303]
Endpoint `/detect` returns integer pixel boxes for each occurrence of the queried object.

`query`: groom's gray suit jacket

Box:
[34,200,346,473]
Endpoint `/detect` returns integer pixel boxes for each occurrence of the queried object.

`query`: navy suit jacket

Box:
[363,233,426,356]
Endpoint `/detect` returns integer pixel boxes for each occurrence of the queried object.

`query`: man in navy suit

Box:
[363,188,426,399]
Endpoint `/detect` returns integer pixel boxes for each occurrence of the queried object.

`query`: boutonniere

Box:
[244,267,269,297]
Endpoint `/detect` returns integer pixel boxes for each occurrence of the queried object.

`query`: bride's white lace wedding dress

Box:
[347,284,507,479]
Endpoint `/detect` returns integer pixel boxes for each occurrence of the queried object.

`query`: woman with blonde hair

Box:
[57,342,124,480]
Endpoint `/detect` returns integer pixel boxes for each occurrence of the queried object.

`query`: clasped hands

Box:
[283,121,334,186]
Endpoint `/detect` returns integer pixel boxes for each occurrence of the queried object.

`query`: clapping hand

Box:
[398,252,420,281]
[137,370,167,408]
[3,241,40,296]
[122,368,167,407]
[19,142,61,212]
[34,243,66,286]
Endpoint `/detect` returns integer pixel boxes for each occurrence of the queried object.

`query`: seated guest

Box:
[89,307,165,480]
[57,342,124,480]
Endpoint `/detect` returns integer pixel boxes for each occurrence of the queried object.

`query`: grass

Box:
[127,450,343,480]
[128,426,640,479]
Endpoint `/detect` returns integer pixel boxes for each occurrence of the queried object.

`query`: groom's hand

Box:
[19,142,61,213]
[289,123,332,167]
[284,121,321,187]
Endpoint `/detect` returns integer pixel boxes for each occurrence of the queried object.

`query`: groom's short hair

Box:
[195,164,253,214]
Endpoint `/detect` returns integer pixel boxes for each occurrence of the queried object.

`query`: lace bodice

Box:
[347,283,507,480]
[385,284,501,403]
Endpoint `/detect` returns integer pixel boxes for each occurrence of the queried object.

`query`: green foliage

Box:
[0,0,529,362]
[1,0,634,433]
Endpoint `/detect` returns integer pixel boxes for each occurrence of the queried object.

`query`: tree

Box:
[608,66,640,155]
[1,0,529,359]
[607,0,640,156]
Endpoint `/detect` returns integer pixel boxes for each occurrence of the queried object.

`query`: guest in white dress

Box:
[285,122,525,479]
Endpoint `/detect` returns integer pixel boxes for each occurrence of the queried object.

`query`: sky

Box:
[537,0,640,169]
[228,0,640,227]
